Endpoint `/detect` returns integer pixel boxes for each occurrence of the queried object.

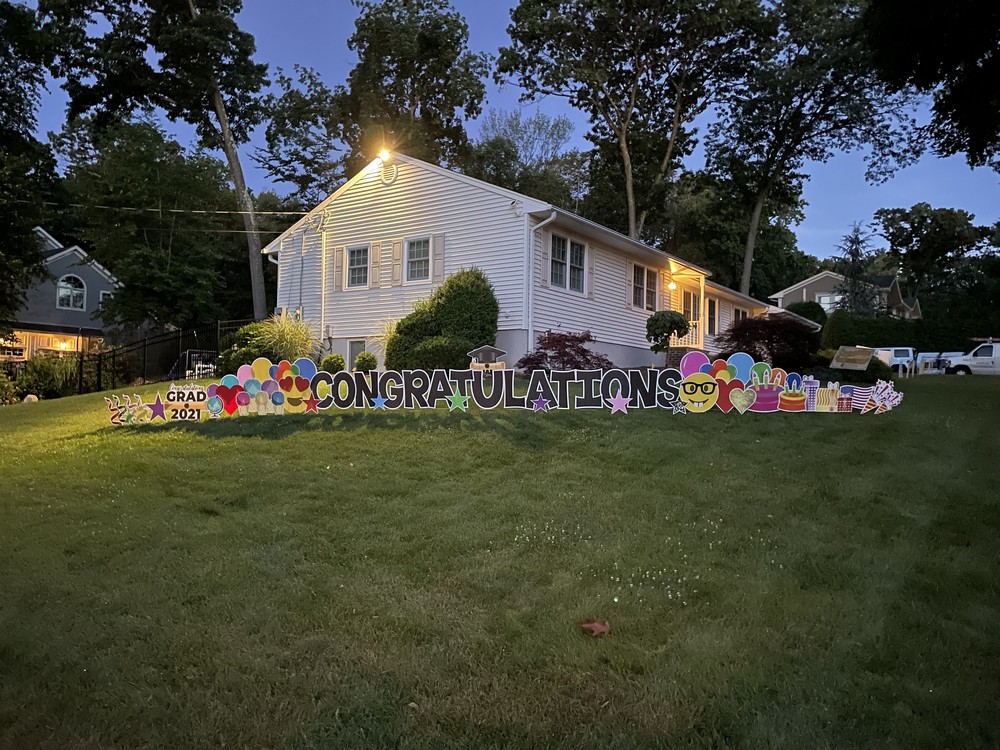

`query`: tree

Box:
[498,0,762,239]
[0,1,60,335]
[39,0,271,320]
[706,0,919,294]
[54,118,284,329]
[463,109,587,208]
[259,0,489,200]
[862,0,1000,167]
[874,202,988,298]
[833,223,882,317]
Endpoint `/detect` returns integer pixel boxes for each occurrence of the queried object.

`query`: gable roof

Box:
[45,244,117,285]
[768,270,844,301]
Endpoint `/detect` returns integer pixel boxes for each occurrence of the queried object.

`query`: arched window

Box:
[56,275,86,310]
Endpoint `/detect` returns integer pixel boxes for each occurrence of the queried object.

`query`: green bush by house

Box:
[786,300,828,326]
[320,353,346,374]
[217,316,319,375]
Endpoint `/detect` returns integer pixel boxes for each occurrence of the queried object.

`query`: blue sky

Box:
[35,0,1000,260]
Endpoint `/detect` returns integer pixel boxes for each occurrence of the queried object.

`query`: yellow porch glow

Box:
[378,149,391,162]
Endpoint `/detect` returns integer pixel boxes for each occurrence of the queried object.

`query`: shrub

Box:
[252,314,319,362]
[353,351,378,372]
[645,311,690,354]
[321,353,346,373]
[428,267,499,345]
[716,316,820,372]
[407,336,473,370]
[384,305,440,370]
[216,345,263,376]
[516,330,614,372]
[15,355,78,399]
[820,309,856,349]
[786,301,828,326]
[0,371,18,405]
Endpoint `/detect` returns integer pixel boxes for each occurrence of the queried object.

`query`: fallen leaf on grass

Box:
[579,619,610,636]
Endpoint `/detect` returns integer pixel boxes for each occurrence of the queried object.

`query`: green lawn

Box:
[1,377,998,749]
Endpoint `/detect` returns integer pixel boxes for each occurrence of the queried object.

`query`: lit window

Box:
[57,275,85,310]
[347,246,369,287]
[406,238,430,281]
[683,289,700,321]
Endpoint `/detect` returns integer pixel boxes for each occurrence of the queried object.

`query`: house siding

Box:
[274,160,526,363]
[16,252,112,331]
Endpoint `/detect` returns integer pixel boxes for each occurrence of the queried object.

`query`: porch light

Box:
[668,280,677,291]
[58,341,68,350]
[378,149,391,162]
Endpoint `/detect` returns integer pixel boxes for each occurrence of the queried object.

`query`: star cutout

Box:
[371,394,387,410]
[607,390,630,414]
[148,394,167,421]
[671,400,688,415]
[531,395,550,412]
[303,395,320,413]
[447,391,470,412]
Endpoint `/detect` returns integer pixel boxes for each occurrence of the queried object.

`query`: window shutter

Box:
[540,232,550,287]
[370,240,381,289]
[391,240,403,287]
[625,260,634,309]
[432,233,445,282]
[587,250,596,299]
[334,245,344,291]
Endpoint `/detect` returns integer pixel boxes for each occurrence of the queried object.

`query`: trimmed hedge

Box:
[786,300,828,326]
[407,336,474,370]
[384,306,440,370]
[821,311,974,352]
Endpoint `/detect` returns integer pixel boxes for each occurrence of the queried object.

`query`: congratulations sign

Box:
[105,351,903,426]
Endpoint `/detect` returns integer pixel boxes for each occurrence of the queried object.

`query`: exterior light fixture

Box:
[378,149,391,162]
[668,280,677,291]
[58,341,68,350]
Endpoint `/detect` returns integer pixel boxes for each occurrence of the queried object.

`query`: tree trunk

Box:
[618,132,638,239]
[188,0,266,321]
[740,185,771,296]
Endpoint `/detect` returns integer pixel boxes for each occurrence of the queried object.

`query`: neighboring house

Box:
[769,270,921,319]
[265,153,818,368]
[1,228,117,361]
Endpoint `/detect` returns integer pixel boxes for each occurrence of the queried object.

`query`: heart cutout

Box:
[278,376,293,392]
[715,378,746,414]
[730,388,757,414]
[216,385,242,415]
[294,376,310,393]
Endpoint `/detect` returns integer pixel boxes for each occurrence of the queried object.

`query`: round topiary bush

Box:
[821,309,856,349]
[384,304,439,370]
[353,351,378,372]
[407,336,474,370]
[321,353,346,373]
[428,267,499,345]
[786,300,828,326]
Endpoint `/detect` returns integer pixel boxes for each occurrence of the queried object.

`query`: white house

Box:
[264,153,810,368]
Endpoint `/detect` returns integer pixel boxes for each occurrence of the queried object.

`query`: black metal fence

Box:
[2,319,252,395]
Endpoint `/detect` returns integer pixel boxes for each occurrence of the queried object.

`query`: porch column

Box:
[699,275,706,350]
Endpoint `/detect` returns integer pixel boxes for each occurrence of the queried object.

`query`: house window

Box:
[733,307,749,322]
[550,235,586,293]
[683,289,701,322]
[707,298,717,336]
[57,275,86,310]
[347,246,369,288]
[632,264,657,311]
[349,340,366,369]
[817,293,842,313]
[100,291,113,304]
[406,238,430,281]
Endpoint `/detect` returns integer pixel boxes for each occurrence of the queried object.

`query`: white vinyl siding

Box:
[273,158,525,344]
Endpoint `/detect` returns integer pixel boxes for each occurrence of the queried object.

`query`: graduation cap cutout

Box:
[468,345,507,370]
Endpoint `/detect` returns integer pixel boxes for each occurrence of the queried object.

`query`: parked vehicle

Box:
[872,347,916,374]
[945,343,1000,375]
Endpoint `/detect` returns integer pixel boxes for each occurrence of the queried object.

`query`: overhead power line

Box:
[23,199,311,216]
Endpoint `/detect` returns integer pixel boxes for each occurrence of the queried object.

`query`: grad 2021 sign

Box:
[105,350,903,425]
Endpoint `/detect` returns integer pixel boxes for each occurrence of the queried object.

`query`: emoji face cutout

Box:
[679,373,719,413]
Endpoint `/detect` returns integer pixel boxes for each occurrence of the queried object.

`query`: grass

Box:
[0,377,998,749]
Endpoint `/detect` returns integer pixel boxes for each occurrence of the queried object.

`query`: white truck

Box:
[945,343,1000,375]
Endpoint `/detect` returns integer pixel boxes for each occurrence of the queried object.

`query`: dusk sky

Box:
[35,0,1000,260]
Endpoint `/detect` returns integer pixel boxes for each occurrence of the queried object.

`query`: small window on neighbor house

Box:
[707,299,717,336]
[100,291,113,304]
[57,275,85,310]
[406,238,430,281]
[347,246,369,287]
